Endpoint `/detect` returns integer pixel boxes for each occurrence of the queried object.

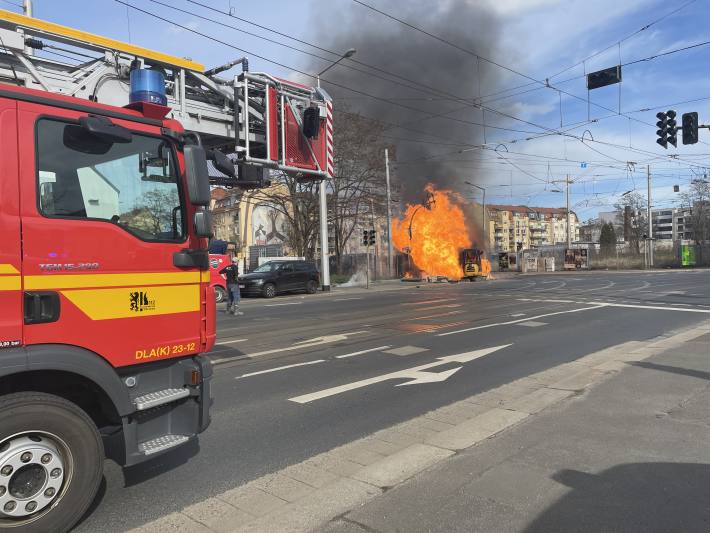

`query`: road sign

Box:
[288,345,511,403]
[581,162,587,169]
[587,65,622,90]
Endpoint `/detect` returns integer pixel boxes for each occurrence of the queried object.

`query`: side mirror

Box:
[184,145,211,206]
[194,210,213,238]
[79,115,132,143]
[209,150,237,178]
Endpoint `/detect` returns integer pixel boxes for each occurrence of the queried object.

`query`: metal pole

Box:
[482,187,486,248]
[319,181,330,291]
[566,175,572,248]
[366,242,370,289]
[384,149,393,278]
[647,165,653,268]
[23,0,33,56]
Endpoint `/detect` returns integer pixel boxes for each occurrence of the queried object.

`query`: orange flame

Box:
[393,185,472,279]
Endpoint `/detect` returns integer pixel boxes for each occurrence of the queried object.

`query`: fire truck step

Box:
[133,388,190,411]
[138,434,190,456]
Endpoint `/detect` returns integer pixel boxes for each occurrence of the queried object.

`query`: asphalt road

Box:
[75,270,710,532]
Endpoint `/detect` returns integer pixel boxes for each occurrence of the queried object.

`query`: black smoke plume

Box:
[308,0,502,202]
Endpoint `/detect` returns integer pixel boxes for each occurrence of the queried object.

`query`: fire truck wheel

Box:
[262,283,277,298]
[214,286,227,303]
[0,392,103,533]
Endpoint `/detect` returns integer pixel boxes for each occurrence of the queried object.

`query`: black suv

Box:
[238,260,320,298]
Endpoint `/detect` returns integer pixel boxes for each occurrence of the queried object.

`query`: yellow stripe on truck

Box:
[0,9,204,72]
[0,264,19,275]
[0,276,20,291]
[62,285,199,321]
[25,271,201,290]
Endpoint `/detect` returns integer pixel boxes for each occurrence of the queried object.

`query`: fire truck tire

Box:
[262,283,277,298]
[214,286,227,303]
[0,392,103,533]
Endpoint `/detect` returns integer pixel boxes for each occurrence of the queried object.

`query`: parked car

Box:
[209,254,230,303]
[239,260,320,298]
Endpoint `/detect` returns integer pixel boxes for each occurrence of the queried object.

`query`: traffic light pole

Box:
[366,241,370,289]
[647,165,653,268]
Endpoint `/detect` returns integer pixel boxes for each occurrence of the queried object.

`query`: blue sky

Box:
[13,0,710,221]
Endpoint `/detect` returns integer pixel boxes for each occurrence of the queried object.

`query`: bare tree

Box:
[329,106,393,273]
[615,192,647,254]
[680,179,710,244]
[249,172,320,259]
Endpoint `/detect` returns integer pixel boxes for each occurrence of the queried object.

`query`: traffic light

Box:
[656,110,677,149]
[362,230,368,246]
[368,229,376,246]
[682,112,699,145]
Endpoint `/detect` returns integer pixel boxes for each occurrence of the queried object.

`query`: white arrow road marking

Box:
[212,331,368,365]
[288,345,511,404]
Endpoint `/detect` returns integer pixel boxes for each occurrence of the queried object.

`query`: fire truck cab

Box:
[0,8,332,530]
[0,82,216,532]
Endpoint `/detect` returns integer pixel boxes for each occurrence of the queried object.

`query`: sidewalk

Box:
[326,322,710,533]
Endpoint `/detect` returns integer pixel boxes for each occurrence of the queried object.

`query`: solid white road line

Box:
[335,346,392,359]
[334,297,363,301]
[265,302,303,307]
[437,305,607,337]
[239,359,325,378]
[591,301,710,313]
[517,298,710,314]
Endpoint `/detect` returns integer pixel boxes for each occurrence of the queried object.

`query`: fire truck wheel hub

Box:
[0,434,68,519]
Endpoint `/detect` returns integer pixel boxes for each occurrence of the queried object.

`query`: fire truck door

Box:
[17,104,202,367]
[0,98,22,350]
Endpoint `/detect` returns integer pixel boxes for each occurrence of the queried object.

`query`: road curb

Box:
[129,319,710,533]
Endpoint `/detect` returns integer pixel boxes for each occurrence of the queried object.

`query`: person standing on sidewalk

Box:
[219,259,242,315]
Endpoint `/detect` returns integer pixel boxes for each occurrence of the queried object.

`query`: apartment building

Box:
[487,205,580,252]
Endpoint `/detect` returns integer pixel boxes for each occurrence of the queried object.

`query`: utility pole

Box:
[384,148,393,278]
[647,165,653,268]
[566,175,572,248]
[22,0,33,56]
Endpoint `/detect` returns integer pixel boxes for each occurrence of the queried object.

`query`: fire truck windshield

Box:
[36,118,185,242]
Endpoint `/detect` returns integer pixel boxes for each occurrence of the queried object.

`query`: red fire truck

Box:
[0,9,332,532]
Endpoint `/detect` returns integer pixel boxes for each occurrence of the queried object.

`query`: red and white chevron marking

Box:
[326,101,334,178]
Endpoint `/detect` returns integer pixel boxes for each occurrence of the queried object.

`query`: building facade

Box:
[487,205,580,252]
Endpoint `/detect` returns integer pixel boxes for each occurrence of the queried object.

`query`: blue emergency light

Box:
[129,68,167,106]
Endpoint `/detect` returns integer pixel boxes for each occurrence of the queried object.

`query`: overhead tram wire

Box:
[350,0,707,137]
[118,1,710,175]
[116,1,551,138]
[181,0,710,153]
[547,0,698,81]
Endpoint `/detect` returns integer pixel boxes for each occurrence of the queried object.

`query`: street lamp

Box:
[317,48,356,83]
[465,181,486,247]
[314,48,356,291]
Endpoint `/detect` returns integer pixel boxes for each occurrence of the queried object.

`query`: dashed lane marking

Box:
[335,346,392,359]
[238,359,325,378]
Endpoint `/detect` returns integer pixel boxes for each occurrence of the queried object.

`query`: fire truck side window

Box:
[35,118,185,242]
